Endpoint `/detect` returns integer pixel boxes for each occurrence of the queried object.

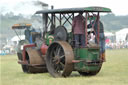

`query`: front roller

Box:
[17,40,30,73]
[17,53,29,73]
[46,41,74,77]
[18,46,47,73]
[25,48,47,73]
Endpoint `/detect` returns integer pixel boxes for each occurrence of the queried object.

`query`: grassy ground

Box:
[1,49,128,85]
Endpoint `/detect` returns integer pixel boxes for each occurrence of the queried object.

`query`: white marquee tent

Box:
[11,35,25,44]
[116,28,128,42]
[105,32,114,37]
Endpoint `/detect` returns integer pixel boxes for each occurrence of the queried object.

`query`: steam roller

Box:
[18,44,47,73]
[15,6,112,77]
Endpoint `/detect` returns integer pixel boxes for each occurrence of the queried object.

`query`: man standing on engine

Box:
[72,12,85,47]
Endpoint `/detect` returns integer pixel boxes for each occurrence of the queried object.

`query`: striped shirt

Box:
[72,14,85,34]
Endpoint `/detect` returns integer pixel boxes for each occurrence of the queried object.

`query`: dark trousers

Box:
[99,33,105,54]
[74,34,85,47]
[95,33,105,54]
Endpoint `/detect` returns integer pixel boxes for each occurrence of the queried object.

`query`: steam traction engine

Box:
[17,7,111,77]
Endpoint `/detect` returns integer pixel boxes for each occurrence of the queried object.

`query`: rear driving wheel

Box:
[46,41,74,77]
[78,64,102,76]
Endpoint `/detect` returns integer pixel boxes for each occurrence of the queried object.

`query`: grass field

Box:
[1,49,128,85]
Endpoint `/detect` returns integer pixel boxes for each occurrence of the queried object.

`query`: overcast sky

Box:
[0,0,128,15]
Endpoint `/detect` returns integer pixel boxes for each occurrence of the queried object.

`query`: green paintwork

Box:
[88,16,96,20]
[74,48,100,60]
[74,48,102,72]
[46,33,54,45]
[85,7,111,12]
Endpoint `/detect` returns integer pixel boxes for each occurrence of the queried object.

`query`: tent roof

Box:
[11,35,25,41]
[105,32,114,36]
[116,28,128,34]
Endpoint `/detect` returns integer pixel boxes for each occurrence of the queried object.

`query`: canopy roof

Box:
[36,6,111,14]
[12,23,32,29]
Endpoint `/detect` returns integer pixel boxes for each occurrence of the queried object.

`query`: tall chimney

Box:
[51,5,54,9]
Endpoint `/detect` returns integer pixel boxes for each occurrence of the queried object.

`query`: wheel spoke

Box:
[54,46,65,72]
[56,65,61,72]
[52,58,56,63]
[57,47,61,56]
[55,45,59,55]
[60,62,65,68]
[60,55,65,59]
[54,64,61,72]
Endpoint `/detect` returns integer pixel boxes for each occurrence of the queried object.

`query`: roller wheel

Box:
[46,41,74,77]
[17,53,29,73]
[78,64,102,76]
[17,40,29,73]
